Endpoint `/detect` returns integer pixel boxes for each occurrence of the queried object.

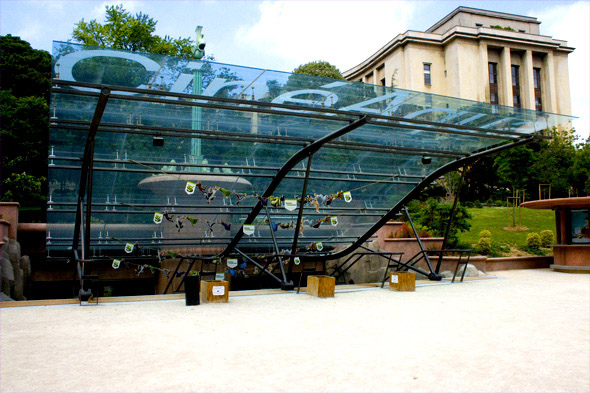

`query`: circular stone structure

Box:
[521,197,590,273]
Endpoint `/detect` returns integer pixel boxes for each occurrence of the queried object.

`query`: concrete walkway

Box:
[1,269,588,392]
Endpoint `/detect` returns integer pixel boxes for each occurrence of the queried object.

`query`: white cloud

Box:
[236,0,416,72]
[534,1,590,140]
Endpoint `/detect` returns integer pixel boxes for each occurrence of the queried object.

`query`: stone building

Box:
[343,6,573,116]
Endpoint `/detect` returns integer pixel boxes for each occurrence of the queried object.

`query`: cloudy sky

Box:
[1,0,588,138]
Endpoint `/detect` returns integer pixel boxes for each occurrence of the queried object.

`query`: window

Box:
[533,67,542,111]
[488,63,497,84]
[533,68,541,90]
[511,65,521,108]
[488,63,498,105]
[511,65,520,87]
[476,23,483,27]
[423,63,431,85]
[513,94,521,107]
[380,78,386,86]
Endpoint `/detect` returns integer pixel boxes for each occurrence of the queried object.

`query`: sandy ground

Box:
[1,269,589,393]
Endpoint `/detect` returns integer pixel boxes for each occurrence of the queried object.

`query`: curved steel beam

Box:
[302,135,539,266]
[218,115,369,259]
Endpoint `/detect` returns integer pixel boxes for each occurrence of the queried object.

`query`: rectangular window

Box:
[423,64,431,85]
[535,97,542,112]
[488,63,497,84]
[533,67,542,111]
[533,68,541,89]
[511,65,521,108]
[380,77,386,86]
[511,65,520,87]
[571,209,590,244]
[513,94,521,107]
[488,62,498,105]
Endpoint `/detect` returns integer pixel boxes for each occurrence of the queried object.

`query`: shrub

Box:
[474,200,482,208]
[405,198,471,247]
[478,237,492,254]
[495,199,506,207]
[540,230,554,247]
[392,222,431,238]
[464,201,474,208]
[479,230,492,239]
[526,232,542,249]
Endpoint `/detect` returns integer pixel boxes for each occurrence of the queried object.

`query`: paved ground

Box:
[1,269,589,392]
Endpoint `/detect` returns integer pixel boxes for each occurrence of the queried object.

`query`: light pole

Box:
[190,26,206,171]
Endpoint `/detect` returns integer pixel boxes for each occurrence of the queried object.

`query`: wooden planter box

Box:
[200,280,229,303]
[389,272,415,291]
[307,275,335,298]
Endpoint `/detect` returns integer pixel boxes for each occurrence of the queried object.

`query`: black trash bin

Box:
[185,275,200,306]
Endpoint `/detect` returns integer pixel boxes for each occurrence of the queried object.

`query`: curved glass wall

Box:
[47,41,574,258]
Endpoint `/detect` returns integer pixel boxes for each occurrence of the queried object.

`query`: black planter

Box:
[185,275,200,306]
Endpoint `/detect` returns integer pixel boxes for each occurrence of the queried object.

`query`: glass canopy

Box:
[47,41,574,261]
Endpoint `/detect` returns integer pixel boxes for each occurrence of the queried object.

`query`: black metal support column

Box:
[436,166,467,274]
[326,136,537,265]
[219,116,368,259]
[234,248,284,284]
[70,87,110,300]
[71,87,111,261]
[264,206,291,288]
[290,155,313,264]
[402,206,437,278]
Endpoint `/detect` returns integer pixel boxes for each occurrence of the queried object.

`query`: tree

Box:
[72,4,197,58]
[0,35,51,215]
[493,145,535,197]
[293,61,344,79]
[532,129,587,197]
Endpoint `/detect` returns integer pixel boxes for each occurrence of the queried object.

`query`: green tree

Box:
[72,4,197,58]
[0,35,51,216]
[493,145,535,196]
[293,61,344,79]
[571,140,590,195]
[406,198,472,247]
[532,129,582,198]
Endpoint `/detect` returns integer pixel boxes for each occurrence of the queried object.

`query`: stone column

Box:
[499,47,513,107]
[522,50,535,110]
[543,51,558,113]
[478,42,489,102]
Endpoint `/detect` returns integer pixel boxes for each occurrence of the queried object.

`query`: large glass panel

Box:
[47,41,575,258]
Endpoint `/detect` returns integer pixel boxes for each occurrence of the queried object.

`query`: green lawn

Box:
[459,207,555,249]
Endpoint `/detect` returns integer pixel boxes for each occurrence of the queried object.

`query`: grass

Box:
[459,207,555,251]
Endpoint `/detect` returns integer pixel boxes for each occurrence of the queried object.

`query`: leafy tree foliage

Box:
[293,61,344,79]
[72,4,197,58]
[406,198,472,247]
[0,35,51,214]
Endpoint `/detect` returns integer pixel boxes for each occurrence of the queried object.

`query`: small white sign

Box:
[185,181,196,195]
[284,199,298,211]
[212,286,225,296]
[243,224,255,235]
[316,242,323,251]
[391,275,398,283]
[112,259,121,269]
[124,242,134,253]
[215,273,225,281]
[153,212,163,224]
[227,258,238,268]
[343,191,352,203]
[330,216,338,226]
[294,257,301,265]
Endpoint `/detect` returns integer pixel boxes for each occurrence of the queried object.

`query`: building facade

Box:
[343,7,573,115]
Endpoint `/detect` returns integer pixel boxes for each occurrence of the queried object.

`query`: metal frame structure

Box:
[49,78,552,300]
